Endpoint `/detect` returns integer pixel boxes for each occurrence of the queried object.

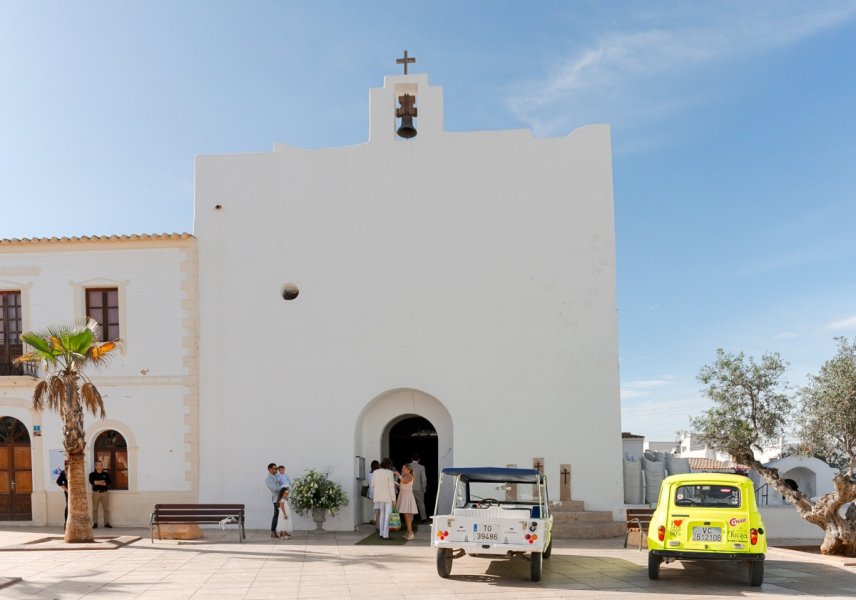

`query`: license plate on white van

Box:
[692,526,722,542]
[473,523,501,541]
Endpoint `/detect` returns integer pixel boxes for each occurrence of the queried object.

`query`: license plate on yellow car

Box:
[692,526,722,542]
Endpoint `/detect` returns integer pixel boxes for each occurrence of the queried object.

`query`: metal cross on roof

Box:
[396,50,415,74]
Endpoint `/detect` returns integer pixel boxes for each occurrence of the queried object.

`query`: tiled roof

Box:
[0,233,194,245]
[688,458,735,472]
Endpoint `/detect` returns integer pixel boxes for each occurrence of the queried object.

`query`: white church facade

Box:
[1,70,624,530]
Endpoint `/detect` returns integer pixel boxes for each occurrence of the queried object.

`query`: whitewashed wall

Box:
[196,74,624,530]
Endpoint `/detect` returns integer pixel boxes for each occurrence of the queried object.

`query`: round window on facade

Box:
[282,283,300,300]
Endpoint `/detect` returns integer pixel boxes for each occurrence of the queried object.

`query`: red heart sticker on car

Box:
[673,519,683,526]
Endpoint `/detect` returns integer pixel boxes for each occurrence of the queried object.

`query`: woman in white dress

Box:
[276,486,293,538]
[396,463,417,540]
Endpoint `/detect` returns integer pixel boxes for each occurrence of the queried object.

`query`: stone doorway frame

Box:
[353,388,453,526]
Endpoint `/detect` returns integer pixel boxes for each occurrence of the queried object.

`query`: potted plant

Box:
[289,468,349,533]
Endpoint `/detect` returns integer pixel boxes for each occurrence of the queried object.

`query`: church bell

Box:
[396,93,418,139]
[397,115,417,139]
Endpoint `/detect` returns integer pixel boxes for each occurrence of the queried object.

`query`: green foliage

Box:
[797,337,856,476]
[691,348,791,458]
[289,468,349,517]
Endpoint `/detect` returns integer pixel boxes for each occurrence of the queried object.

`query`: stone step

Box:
[551,510,616,523]
[550,520,626,539]
[549,500,586,512]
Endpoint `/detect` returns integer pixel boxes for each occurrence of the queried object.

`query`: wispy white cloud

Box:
[737,241,853,276]
[621,396,710,440]
[620,378,671,400]
[508,4,856,137]
[773,331,800,340]
[826,315,856,331]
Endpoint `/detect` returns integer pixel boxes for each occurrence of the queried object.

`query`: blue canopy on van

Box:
[441,467,544,483]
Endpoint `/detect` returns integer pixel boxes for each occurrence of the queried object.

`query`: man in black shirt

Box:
[89,460,112,528]
[56,469,68,526]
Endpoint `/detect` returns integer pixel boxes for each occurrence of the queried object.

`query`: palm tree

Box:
[15,318,118,542]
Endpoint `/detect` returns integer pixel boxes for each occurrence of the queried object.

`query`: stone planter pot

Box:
[311,508,327,534]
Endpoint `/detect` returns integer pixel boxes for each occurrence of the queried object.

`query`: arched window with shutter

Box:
[93,430,128,490]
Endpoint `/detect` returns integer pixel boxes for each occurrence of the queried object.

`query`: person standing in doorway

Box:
[410,453,428,523]
[56,468,68,526]
[396,463,417,540]
[89,460,112,528]
[367,460,380,526]
[373,458,397,539]
[266,463,281,539]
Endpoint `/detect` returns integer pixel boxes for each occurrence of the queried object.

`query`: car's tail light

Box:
[750,528,758,545]
[658,526,665,541]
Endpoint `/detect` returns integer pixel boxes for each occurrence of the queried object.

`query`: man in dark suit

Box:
[410,454,428,522]
[56,468,68,526]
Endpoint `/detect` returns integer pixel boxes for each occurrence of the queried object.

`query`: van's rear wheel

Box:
[436,548,453,578]
[647,553,661,580]
[530,551,543,581]
[748,560,764,586]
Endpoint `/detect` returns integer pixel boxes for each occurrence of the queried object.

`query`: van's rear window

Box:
[674,485,741,508]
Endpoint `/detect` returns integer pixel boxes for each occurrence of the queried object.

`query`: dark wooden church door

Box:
[0,416,32,520]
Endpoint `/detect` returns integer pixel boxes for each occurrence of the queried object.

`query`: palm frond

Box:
[47,376,68,413]
[80,383,106,419]
[32,380,49,411]
[14,351,47,365]
[88,341,118,364]
[69,327,95,354]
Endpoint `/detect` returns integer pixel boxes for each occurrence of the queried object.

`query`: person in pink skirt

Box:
[396,463,418,540]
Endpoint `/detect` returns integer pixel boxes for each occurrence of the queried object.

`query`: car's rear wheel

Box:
[436,548,453,578]
[748,560,764,586]
[543,539,552,559]
[647,553,661,580]
[530,551,543,581]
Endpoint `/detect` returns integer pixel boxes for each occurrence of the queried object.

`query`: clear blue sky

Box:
[2,2,855,441]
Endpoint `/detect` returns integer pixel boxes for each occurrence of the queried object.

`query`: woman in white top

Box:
[367,460,380,526]
[372,457,398,539]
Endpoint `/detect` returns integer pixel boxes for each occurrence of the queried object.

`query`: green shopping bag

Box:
[388,509,402,531]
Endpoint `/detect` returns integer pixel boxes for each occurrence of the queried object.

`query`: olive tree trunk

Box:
[740,453,856,556]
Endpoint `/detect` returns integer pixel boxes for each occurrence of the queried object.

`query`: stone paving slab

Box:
[0,535,141,552]
[0,526,854,599]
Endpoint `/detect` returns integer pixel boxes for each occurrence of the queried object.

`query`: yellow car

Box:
[647,472,767,586]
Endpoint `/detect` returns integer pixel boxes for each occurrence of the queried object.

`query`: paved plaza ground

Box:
[1,526,854,599]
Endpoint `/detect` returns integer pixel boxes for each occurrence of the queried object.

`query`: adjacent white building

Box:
[1,70,624,529]
[0,235,198,524]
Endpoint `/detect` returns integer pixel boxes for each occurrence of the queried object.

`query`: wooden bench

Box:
[623,508,655,550]
[150,503,246,543]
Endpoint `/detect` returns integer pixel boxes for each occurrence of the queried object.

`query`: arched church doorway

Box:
[354,388,453,527]
[0,416,32,520]
[388,416,438,518]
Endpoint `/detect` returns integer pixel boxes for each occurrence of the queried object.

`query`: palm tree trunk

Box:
[64,451,93,543]
[63,376,94,543]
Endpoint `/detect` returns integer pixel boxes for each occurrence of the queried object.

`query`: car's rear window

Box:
[674,484,741,508]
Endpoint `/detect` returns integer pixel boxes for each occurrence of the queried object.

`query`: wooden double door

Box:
[0,417,32,520]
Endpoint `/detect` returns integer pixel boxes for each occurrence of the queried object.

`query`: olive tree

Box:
[691,347,856,556]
